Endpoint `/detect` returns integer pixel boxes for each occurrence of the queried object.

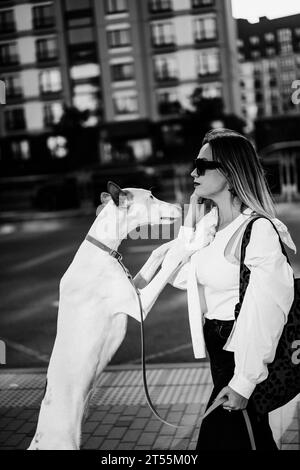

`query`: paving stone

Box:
[136,407,152,418]
[159,424,177,436]
[122,406,139,416]
[129,417,148,430]
[17,422,37,434]
[166,411,183,422]
[116,442,135,450]
[101,414,120,424]
[137,432,157,446]
[5,420,25,431]
[144,420,162,432]
[82,421,99,433]
[0,430,13,444]
[3,433,26,446]
[109,406,126,414]
[84,436,104,450]
[93,424,114,436]
[169,404,186,412]
[99,439,119,450]
[20,436,33,449]
[153,436,173,449]
[87,411,107,421]
[115,419,133,427]
[185,404,202,414]
[4,409,22,418]
[121,430,143,442]
[107,427,127,439]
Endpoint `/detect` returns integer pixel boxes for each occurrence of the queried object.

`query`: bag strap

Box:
[234,216,292,320]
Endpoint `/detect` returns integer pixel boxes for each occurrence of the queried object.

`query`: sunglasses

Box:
[194,159,223,176]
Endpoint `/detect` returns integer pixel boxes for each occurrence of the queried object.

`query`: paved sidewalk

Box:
[0,363,299,451]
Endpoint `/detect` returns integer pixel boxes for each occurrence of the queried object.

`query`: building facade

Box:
[0,0,241,172]
[237,15,300,131]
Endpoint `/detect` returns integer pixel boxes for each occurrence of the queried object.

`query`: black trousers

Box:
[195,318,279,451]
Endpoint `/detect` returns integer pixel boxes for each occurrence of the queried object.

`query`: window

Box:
[65,0,91,10]
[194,15,217,41]
[201,81,222,98]
[10,140,30,160]
[192,0,214,7]
[265,32,275,42]
[295,28,300,37]
[5,108,26,131]
[266,47,276,57]
[151,23,175,46]
[32,4,55,29]
[0,9,15,33]
[105,0,128,14]
[149,0,172,12]
[251,50,261,59]
[43,102,63,126]
[39,69,62,94]
[197,48,220,76]
[154,56,178,80]
[277,28,293,54]
[113,93,138,114]
[5,75,22,98]
[157,91,181,115]
[249,36,260,45]
[111,62,134,81]
[107,28,131,47]
[36,38,58,61]
[0,42,18,66]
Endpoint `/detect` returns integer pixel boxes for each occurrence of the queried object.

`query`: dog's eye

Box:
[149,195,154,200]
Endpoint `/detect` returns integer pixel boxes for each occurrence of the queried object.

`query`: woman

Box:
[139,128,296,450]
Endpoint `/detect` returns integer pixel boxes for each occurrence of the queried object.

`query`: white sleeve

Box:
[227,218,295,399]
[167,226,195,290]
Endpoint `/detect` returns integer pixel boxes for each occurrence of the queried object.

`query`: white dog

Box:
[28,181,185,450]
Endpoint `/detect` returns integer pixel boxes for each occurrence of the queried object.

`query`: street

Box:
[1,203,300,368]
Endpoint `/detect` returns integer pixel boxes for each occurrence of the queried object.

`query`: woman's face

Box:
[190,143,229,200]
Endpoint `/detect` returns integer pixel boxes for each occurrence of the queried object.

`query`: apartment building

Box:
[0,0,241,170]
[237,15,300,130]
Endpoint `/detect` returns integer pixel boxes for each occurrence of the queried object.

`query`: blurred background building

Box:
[0,0,299,210]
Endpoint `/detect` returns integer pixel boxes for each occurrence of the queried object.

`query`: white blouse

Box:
[167,208,295,399]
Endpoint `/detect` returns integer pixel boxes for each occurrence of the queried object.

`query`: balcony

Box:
[0,22,16,34]
[155,74,178,85]
[152,39,177,52]
[158,101,182,115]
[0,55,19,67]
[192,0,215,9]
[36,51,58,63]
[6,88,23,101]
[33,17,55,30]
[149,0,173,14]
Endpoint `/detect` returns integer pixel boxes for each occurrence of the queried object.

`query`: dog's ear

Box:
[107,181,128,207]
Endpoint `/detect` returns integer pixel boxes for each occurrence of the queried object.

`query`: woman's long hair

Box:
[201,128,277,219]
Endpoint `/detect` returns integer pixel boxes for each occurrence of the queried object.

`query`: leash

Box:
[85,234,256,449]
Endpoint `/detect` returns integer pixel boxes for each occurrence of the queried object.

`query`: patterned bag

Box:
[234,216,300,415]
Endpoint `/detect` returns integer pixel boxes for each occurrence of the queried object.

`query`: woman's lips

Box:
[194,182,201,186]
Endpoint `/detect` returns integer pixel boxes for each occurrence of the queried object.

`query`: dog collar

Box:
[85,234,123,262]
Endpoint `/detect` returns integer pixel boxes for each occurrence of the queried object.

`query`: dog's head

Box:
[97,181,181,227]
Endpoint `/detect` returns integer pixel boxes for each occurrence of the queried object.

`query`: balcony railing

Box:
[36,51,58,62]
[0,55,19,66]
[33,17,55,30]
[0,22,16,34]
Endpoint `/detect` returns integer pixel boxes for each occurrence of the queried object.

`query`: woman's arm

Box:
[225,218,295,399]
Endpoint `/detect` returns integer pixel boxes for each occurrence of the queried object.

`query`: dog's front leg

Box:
[133,240,176,289]
[138,261,183,316]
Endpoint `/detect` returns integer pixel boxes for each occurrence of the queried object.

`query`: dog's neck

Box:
[92,202,143,251]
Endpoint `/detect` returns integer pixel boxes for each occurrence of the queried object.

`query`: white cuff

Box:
[228,373,256,400]
[177,226,195,243]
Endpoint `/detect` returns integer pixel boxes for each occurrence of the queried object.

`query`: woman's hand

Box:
[214,386,248,411]
[184,191,205,229]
